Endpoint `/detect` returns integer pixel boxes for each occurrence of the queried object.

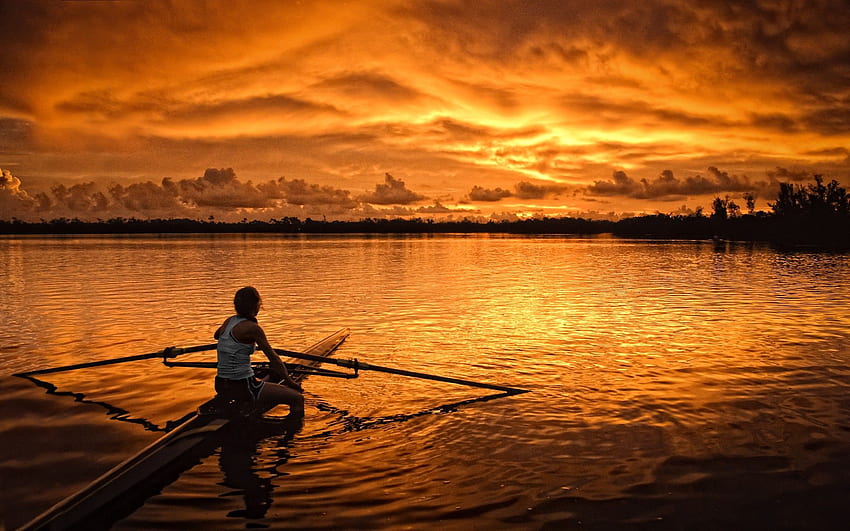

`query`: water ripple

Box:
[1,235,849,529]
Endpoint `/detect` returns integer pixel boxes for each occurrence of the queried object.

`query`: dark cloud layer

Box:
[109,181,187,212]
[0,167,437,221]
[467,185,512,202]
[514,181,570,200]
[403,0,850,88]
[171,168,274,208]
[358,173,426,205]
[311,72,430,104]
[258,177,358,208]
[586,167,771,201]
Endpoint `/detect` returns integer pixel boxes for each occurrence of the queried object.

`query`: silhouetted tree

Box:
[771,175,849,217]
[744,192,756,214]
[711,197,728,220]
[727,199,741,218]
[769,175,850,247]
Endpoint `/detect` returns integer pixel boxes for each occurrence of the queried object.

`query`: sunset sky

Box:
[1,0,849,221]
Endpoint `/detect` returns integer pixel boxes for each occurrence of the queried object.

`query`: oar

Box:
[15,343,217,377]
[18,343,528,394]
[274,348,529,395]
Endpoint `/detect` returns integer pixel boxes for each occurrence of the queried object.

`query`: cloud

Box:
[556,93,730,131]
[0,118,32,150]
[514,181,569,199]
[1,166,492,222]
[766,167,812,183]
[157,94,345,135]
[467,185,512,202]
[402,0,850,92]
[0,167,372,221]
[585,170,637,197]
[310,72,430,105]
[416,201,471,214]
[1,168,32,199]
[804,147,850,159]
[358,200,475,218]
[749,112,799,134]
[801,105,850,136]
[50,182,110,212]
[358,173,426,205]
[172,168,275,208]
[108,180,188,213]
[429,118,545,143]
[258,177,358,208]
[0,168,36,216]
[585,167,767,200]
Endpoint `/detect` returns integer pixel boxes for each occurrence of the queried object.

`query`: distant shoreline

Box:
[1,215,848,249]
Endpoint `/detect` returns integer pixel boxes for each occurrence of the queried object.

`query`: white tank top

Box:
[217,315,256,379]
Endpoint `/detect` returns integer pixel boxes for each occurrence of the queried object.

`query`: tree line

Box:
[2,176,848,248]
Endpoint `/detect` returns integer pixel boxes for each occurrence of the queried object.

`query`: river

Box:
[1,234,849,529]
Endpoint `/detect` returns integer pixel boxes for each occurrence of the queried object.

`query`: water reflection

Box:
[311,390,520,434]
[218,417,303,525]
[15,372,172,432]
[1,235,849,529]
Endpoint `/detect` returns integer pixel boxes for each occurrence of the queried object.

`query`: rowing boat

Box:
[21,327,350,530]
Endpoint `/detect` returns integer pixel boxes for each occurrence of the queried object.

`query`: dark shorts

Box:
[215,376,266,403]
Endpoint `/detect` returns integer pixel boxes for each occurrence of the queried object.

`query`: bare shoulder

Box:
[235,319,261,332]
[232,319,263,343]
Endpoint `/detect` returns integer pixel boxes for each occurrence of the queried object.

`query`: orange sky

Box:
[1,0,849,221]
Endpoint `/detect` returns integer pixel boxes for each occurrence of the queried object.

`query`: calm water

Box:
[1,234,849,529]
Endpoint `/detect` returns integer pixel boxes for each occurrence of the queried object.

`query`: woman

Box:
[214,286,304,417]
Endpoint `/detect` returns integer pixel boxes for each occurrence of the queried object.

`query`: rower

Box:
[213,287,305,417]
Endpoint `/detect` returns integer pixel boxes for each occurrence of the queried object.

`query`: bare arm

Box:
[252,324,302,391]
[213,318,228,340]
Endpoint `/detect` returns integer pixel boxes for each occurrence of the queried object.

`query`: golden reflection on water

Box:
[1,235,850,529]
